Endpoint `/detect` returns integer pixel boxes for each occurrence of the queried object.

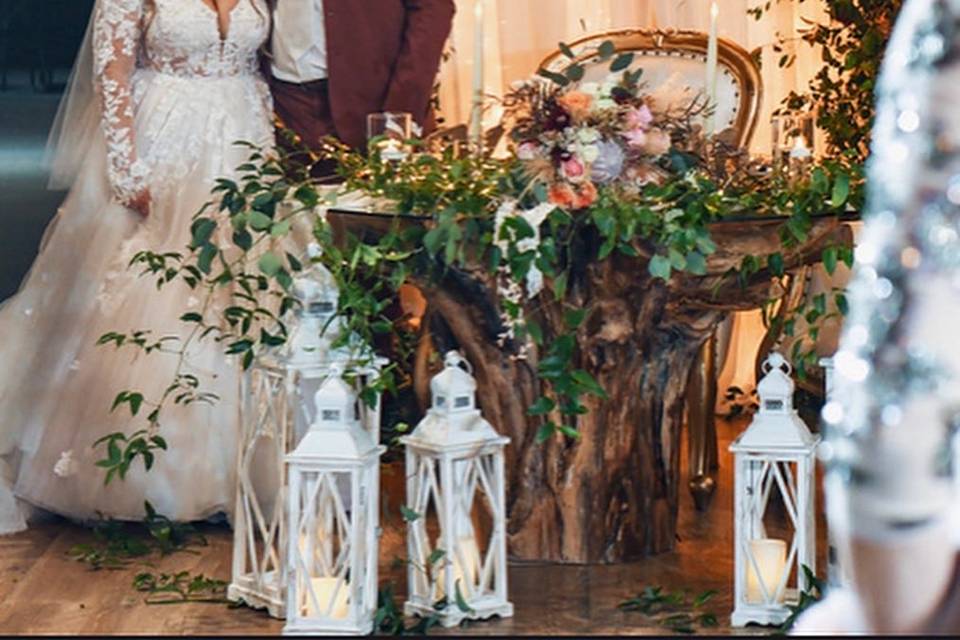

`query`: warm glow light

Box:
[306,577,350,619]
[746,539,787,604]
[434,535,482,597]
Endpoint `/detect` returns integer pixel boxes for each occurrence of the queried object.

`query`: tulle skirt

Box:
[0,69,274,532]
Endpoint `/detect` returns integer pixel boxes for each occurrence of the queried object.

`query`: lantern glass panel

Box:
[740,456,804,607]
[454,396,472,409]
[291,469,366,621]
[435,395,447,409]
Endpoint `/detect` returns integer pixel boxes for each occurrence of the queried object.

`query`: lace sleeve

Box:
[93,0,148,205]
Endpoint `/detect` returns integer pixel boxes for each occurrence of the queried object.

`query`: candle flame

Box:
[710,1,719,19]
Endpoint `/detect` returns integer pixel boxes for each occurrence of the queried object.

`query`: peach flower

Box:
[642,128,672,157]
[557,91,594,120]
[548,183,578,209]
[573,181,599,209]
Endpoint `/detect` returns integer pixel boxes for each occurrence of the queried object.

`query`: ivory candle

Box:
[746,539,787,604]
[789,136,812,160]
[704,1,720,136]
[434,534,482,596]
[379,138,407,162]
[306,577,350,619]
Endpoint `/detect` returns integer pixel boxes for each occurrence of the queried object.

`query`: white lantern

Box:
[730,353,819,627]
[284,243,341,367]
[401,351,514,628]
[283,367,385,635]
[229,243,384,618]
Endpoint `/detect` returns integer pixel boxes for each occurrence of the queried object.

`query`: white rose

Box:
[580,82,600,97]
[596,97,617,110]
[577,127,600,144]
[581,143,600,164]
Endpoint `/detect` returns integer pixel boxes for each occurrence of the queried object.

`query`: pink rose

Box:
[622,128,648,148]
[560,156,586,183]
[517,141,540,161]
[625,104,654,131]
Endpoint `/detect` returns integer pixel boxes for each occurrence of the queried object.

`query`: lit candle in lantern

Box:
[434,534,482,597]
[471,0,485,150]
[704,1,720,136]
[789,136,812,160]
[306,577,350,619]
[378,138,407,162]
[746,539,787,604]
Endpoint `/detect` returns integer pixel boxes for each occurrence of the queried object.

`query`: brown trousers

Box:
[270,76,340,179]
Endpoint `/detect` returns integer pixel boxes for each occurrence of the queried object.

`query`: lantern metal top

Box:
[277,243,341,369]
[287,365,382,463]
[755,352,795,406]
[295,242,339,306]
[730,352,818,453]
[404,351,508,453]
[429,351,478,400]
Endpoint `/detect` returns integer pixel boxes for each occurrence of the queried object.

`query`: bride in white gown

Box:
[0,0,273,533]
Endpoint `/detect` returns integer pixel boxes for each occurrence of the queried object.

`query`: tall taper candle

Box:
[471,0,485,151]
[704,1,719,136]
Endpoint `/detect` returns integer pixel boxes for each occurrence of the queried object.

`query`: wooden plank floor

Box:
[0,418,815,636]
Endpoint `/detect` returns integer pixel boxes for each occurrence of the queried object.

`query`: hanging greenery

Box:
[750,0,904,162]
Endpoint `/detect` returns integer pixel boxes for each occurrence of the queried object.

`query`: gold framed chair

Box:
[540,29,764,510]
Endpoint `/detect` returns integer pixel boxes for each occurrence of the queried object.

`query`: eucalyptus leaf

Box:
[649,254,672,280]
[258,252,283,277]
[610,52,634,72]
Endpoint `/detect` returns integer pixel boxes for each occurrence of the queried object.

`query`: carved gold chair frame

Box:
[540,28,765,511]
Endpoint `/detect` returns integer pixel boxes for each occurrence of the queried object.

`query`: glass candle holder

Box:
[366,112,413,162]
[772,112,815,181]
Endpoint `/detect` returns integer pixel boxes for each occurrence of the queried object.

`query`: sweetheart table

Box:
[325,206,854,564]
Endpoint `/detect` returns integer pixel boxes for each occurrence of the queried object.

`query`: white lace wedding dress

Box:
[0,0,273,532]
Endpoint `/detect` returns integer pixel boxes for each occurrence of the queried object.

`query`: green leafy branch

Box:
[133,571,229,605]
[67,501,207,570]
[780,565,826,633]
[619,586,720,634]
[91,141,394,481]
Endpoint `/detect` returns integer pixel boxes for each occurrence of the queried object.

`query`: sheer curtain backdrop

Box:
[436,0,830,398]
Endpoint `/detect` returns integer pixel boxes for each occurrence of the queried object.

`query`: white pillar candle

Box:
[434,534,482,596]
[379,138,407,162]
[704,1,720,136]
[306,577,350,619]
[789,136,812,160]
[746,538,787,604]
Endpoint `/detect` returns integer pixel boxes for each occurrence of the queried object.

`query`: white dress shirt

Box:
[271,0,328,83]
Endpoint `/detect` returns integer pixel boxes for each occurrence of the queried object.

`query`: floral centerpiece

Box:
[507,69,681,210]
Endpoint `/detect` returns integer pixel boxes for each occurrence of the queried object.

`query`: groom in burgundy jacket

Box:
[268,0,455,160]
